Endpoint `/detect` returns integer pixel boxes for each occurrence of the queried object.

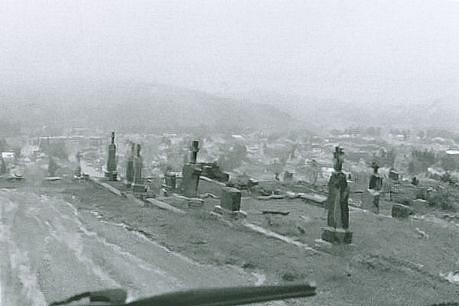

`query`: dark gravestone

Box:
[74,152,82,177]
[181,163,202,197]
[220,187,242,211]
[164,173,177,191]
[389,169,399,181]
[214,186,246,219]
[392,204,414,218]
[283,171,294,183]
[104,131,118,181]
[181,141,202,198]
[322,146,352,244]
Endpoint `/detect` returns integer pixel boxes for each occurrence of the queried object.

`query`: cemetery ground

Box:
[47,173,458,305]
[2,162,458,305]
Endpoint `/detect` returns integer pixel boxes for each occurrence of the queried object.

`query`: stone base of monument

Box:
[213,205,247,219]
[104,171,118,181]
[363,189,381,214]
[321,227,352,244]
[132,183,146,195]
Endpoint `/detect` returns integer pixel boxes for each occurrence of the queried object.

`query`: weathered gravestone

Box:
[104,131,118,181]
[74,152,82,178]
[180,141,202,198]
[283,171,294,183]
[363,161,383,213]
[321,146,352,244]
[131,144,146,194]
[392,203,414,218]
[214,186,247,219]
[125,142,135,187]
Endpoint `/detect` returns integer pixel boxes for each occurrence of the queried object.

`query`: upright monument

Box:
[74,152,82,177]
[125,142,135,187]
[321,146,352,244]
[180,140,202,198]
[104,131,118,181]
[131,144,145,193]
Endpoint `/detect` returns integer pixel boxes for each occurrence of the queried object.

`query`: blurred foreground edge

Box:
[49,283,317,306]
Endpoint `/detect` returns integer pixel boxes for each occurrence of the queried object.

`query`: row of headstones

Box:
[102,132,145,194]
[103,132,204,198]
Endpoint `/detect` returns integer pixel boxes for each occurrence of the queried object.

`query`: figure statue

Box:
[322,146,352,244]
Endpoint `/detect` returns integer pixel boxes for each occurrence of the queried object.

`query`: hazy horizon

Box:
[1,0,459,108]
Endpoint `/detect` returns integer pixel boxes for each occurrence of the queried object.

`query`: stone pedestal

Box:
[322,170,352,244]
[181,163,202,198]
[363,188,381,213]
[321,227,353,244]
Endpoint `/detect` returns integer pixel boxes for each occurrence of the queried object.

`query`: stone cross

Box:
[190,140,200,164]
[104,131,118,181]
[322,146,352,244]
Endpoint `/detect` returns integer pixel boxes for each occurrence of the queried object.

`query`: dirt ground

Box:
[32,174,458,306]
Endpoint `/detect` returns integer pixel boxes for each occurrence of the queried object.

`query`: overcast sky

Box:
[1,0,458,105]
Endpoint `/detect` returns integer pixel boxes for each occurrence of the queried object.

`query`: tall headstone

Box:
[0,157,7,175]
[321,146,352,244]
[74,152,82,177]
[131,144,145,193]
[125,142,135,187]
[48,156,58,177]
[180,140,202,198]
[365,161,383,213]
[104,131,118,181]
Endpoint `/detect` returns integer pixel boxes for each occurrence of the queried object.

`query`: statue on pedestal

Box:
[321,146,352,244]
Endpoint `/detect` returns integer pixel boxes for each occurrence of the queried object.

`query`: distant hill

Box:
[0,81,294,133]
[226,90,459,131]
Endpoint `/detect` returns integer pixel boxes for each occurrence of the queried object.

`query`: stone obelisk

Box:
[104,131,118,181]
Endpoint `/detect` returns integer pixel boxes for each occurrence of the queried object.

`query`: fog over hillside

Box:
[227,90,459,131]
[0,81,294,133]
